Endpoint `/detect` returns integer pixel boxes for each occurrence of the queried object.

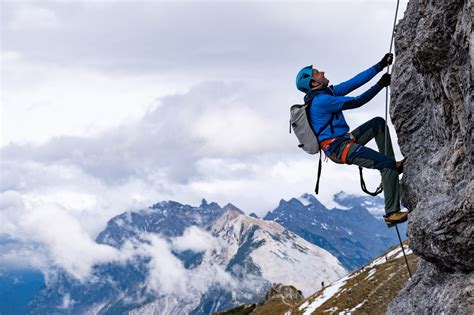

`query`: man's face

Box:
[311,69,329,87]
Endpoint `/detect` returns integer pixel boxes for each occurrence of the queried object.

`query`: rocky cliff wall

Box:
[388,0,473,313]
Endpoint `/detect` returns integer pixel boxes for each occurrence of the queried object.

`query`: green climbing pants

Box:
[323,117,400,214]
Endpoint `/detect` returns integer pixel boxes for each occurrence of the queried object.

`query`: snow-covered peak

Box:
[210,210,284,238]
[332,191,385,217]
[208,210,347,296]
[222,203,244,214]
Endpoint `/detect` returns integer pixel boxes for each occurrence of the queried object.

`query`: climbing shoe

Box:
[396,158,406,174]
[384,211,409,228]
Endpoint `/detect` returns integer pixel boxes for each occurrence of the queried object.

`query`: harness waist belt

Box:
[320,133,357,164]
[341,141,355,164]
[320,137,339,151]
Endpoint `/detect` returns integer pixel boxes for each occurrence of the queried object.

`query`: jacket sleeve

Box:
[316,82,383,113]
[341,83,384,110]
[332,64,382,96]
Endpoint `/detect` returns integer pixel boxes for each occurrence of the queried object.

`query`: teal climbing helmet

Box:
[296,65,313,93]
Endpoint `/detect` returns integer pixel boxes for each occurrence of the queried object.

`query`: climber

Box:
[295,53,408,227]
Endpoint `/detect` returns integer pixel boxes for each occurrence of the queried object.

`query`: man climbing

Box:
[295,53,408,227]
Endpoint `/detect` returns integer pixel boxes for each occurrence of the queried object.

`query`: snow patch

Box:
[349,300,367,312]
[336,192,350,200]
[366,205,385,218]
[114,218,125,227]
[300,275,349,314]
[297,196,311,206]
[393,247,413,259]
[60,293,75,309]
[366,244,412,269]
[332,200,351,210]
[364,268,376,280]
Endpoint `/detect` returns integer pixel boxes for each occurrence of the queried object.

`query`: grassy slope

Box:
[297,242,419,314]
[215,242,419,315]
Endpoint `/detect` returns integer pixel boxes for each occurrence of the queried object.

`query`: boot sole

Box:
[385,215,408,228]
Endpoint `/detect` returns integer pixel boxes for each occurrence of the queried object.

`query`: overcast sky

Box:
[0,0,408,277]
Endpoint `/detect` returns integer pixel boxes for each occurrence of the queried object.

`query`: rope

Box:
[384,0,401,155]
[386,0,412,279]
[396,224,413,277]
[359,0,401,197]
[358,0,401,197]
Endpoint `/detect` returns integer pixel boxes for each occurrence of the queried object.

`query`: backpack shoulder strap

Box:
[307,96,341,137]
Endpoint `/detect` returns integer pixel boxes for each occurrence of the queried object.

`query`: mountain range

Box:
[264,192,406,270]
[1,192,407,314]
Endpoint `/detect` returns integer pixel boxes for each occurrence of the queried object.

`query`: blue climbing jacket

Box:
[304,64,384,142]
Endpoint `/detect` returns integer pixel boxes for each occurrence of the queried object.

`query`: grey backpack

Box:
[289,102,331,194]
[290,104,320,154]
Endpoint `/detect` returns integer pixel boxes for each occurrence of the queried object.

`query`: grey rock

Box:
[388,260,474,314]
[388,0,473,313]
[263,283,305,306]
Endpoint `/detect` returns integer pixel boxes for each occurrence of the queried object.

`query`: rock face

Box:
[388,0,473,313]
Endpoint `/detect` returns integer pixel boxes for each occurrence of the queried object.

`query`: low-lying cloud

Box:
[0,191,236,300]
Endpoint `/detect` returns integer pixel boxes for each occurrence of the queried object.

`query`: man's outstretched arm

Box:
[341,73,391,110]
[332,53,393,96]
[316,74,390,113]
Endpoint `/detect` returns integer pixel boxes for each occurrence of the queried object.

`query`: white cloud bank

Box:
[0,190,120,279]
[0,190,234,298]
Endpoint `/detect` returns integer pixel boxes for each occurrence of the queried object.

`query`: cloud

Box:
[6,5,61,31]
[0,52,181,146]
[0,191,234,295]
[1,80,293,187]
[171,226,219,253]
[0,191,121,279]
[2,1,405,77]
[140,234,189,294]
